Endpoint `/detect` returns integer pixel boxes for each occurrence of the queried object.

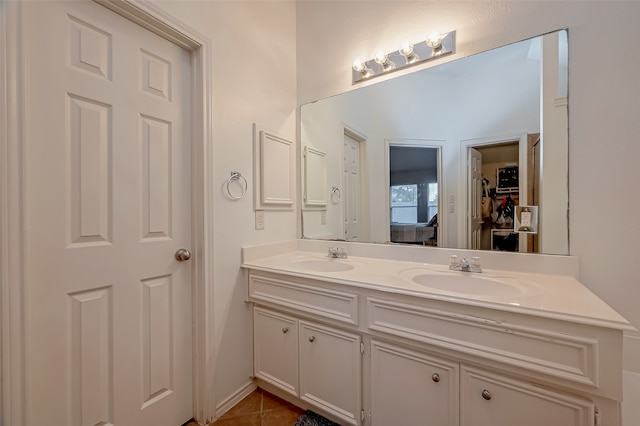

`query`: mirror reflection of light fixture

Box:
[352,58,373,79]
[374,50,396,71]
[399,41,419,64]
[352,30,455,84]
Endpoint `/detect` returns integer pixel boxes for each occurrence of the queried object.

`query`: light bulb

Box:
[426,32,444,50]
[374,50,395,71]
[352,58,373,78]
[352,58,365,72]
[399,41,414,57]
[427,33,448,55]
[374,50,389,65]
[399,41,419,64]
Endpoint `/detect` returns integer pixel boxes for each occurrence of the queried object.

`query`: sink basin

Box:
[290,259,356,272]
[400,268,535,298]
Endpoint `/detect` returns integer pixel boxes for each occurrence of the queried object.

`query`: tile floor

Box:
[184,388,305,425]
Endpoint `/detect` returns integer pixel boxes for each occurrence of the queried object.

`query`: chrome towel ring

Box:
[226,171,248,200]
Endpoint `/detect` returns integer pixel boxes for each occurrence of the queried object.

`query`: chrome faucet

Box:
[328,247,347,259]
[459,257,471,272]
[449,255,482,273]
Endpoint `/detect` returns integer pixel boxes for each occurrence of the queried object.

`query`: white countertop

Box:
[242,240,634,331]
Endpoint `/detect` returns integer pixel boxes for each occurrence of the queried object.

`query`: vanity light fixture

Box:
[352,30,455,84]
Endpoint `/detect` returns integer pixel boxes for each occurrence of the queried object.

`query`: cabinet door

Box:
[370,340,459,426]
[460,365,594,426]
[299,321,361,426]
[253,307,299,396]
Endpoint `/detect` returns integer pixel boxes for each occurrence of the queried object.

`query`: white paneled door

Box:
[343,133,360,241]
[467,148,483,250]
[24,1,193,425]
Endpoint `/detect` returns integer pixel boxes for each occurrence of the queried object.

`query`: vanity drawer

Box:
[249,273,359,325]
[366,297,603,392]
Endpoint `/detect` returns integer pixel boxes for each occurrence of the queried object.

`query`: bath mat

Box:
[294,410,341,426]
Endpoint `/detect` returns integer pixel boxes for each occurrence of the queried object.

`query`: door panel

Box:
[24,2,192,425]
[468,148,483,249]
[343,134,361,241]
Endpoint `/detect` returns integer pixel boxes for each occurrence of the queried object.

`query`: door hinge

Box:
[594,407,601,426]
[360,342,365,354]
[361,409,365,424]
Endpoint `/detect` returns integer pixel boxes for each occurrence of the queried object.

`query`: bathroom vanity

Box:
[242,240,633,426]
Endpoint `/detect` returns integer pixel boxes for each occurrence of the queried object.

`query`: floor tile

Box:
[223,390,263,417]
[262,407,304,426]
[215,412,262,426]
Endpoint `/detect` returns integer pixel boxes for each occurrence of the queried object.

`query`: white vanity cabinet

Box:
[460,365,595,426]
[253,305,362,425]
[369,340,459,426]
[246,264,627,426]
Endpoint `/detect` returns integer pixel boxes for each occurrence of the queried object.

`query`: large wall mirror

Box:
[301,30,569,255]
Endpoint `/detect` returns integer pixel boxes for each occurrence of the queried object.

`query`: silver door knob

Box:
[308,336,316,342]
[175,248,192,261]
[431,373,440,383]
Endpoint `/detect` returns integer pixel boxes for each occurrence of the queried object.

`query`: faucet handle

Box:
[328,247,347,258]
[471,256,482,272]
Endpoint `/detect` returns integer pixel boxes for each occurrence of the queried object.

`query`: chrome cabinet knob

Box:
[308,336,316,342]
[481,389,492,400]
[282,327,289,334]
[175,248,192,261]
[431,373,440,383]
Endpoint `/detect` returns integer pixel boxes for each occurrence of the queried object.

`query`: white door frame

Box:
[0,1,216,424]
[384,139,445,244]
[458,133,528,250]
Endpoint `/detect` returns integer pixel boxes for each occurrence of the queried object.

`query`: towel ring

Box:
[226,171,248,200]
[331,186,341,204]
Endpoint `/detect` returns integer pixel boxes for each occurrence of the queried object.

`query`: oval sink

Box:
[400,268,534,298]
[290,259,355,272]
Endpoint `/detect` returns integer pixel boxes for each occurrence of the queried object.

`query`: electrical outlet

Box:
[448,194,455,213]
[255,211,265,230]
[320,210,327,225]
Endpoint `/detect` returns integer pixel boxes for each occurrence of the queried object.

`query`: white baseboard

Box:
[215,380,257,420]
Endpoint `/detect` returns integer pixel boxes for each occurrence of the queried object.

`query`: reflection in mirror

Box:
[388,144,440,246]
[301,30,568,255]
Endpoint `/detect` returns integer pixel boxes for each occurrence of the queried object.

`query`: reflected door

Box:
[468,148,483,249]
[343,132,361,241]
[24,2,193,425]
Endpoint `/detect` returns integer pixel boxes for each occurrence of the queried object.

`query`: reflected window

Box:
[427,182,438,222]
[390,184,418,223]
